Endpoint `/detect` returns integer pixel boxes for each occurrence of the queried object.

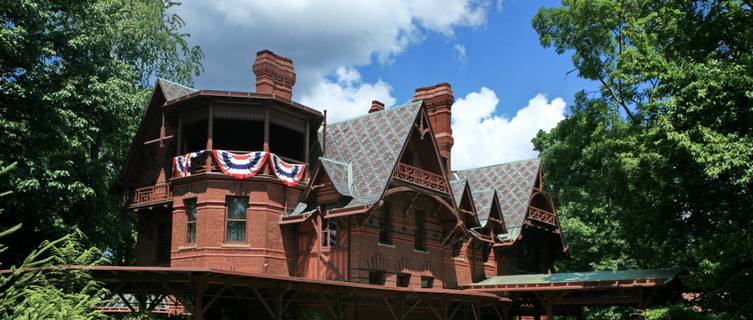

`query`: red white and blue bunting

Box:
[173,150,205,178]
[174,150,306,185]
[211,150,268,179]
[270,153,307,187]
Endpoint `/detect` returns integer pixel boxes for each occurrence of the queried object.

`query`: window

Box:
[420,276,434,288]
[414,210,426,251]
[396,274,411,287]
[185,198,197,244]
[320,219,337,249]
[368,271,385,285]
[378,204,391,245]
[226,197,247,242]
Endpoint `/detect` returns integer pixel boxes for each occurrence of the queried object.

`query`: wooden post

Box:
[304,119,310,164]
[263,107,270,175]
[205,103,214,172]
[275,290,283,320]
[193,278,204,320]
[176,113,183,154]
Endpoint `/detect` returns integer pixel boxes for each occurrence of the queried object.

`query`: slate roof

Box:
[318,101,422,209]
[450,179,468,206]
[319,158,353,197]
[454,159,540,228]
[472,269,680,287]
[470,189,497,226]
[157,78,197,101]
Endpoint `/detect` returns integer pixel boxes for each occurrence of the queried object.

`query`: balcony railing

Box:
[527,206,557,226]
[392,162,449,194]
[172,150,309,183]
[128,183,171,208]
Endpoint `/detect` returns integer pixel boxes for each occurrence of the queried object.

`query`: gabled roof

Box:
[319,158,353,197]
[454,158,540,228]
[318,101,422,210]
[450,179,468,205]
[470,188,497,226]
[157,78,197,101]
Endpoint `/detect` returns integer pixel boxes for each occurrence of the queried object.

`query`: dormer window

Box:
[321,219,337,249]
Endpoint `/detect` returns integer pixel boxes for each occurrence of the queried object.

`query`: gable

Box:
[317,101,422,210]
[454,159,541,228]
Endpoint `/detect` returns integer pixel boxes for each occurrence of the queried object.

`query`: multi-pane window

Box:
[368,271,385,285]
[320,219,337,249]
[420,276,434,288]
[414,210,426,251]
[396,274,411,287]
[226,197,247,242]
[185,198,197,244]
[378,204,391,245]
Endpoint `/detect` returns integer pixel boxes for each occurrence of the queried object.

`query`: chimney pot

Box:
[252,50,296,100]
[369,100,385,113]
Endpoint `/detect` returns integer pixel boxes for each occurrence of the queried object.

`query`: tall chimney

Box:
[412,82,454,173]
[252,50,296,100]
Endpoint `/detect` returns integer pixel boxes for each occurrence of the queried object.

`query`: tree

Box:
[532,1,753,318]
[0,0,203,266]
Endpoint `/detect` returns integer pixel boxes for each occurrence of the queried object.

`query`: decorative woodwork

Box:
[392,162,449,194]
[527,206,557,226]
[129,183,171,208]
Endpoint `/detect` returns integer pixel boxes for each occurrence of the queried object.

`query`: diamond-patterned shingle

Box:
[319,158,353,197]
[454,158,540,228]
[318,101,421,209]
[470,189,497,226]
[158,78,197,101]
[450,179,468,206]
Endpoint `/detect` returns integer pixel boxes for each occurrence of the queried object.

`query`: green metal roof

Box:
[474,269,680,286]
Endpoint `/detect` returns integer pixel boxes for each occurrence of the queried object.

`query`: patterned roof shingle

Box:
[470,189,497,226]
[158,78,197,101]
[318,101,422,209]
[319,158,353,197]
[454,159,540,228]
[450,179,468,206]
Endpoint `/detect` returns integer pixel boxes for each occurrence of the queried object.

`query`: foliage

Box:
[532,0,753,318]
[0,0,203,266]
[644,304,719,320]
[0,162,108,319]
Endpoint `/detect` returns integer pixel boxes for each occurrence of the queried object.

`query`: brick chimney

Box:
[412,82,454,173]
[252,50,296,100]
[369,100,385,113]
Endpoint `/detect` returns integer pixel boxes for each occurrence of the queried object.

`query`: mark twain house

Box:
[99,50,681,319]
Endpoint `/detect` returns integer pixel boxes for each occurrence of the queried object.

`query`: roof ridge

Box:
[157,78,197,92]
[453,157,540,173]
[327,100,421,125]
[319,157,351,166]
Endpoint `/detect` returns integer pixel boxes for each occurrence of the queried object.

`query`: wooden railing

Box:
[527,206,557,226]
[129,183,171,208]
[172,150,309,183]
[392,162,449,194]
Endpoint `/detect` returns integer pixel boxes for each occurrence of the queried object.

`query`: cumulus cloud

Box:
[299,67,396,123]
[451,88,566,170]
[173,0,491,120]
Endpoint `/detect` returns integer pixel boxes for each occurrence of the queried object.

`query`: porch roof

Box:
[463,269,680,292]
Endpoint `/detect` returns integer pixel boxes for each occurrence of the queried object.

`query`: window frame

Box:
[185,198,198,245]
[225,196,248,243]
[396,273,411,287]
[378,203,392,245]
[368,271,386,285]
[420,276,434,288]
[414,210,426,251]
[320,219,338,250]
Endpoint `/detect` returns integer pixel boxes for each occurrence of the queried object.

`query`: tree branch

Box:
[599,77,637,122]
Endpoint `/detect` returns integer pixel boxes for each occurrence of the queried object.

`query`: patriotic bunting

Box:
[270,153,306,187]
[173,150,205,178]
[212,150,268,179]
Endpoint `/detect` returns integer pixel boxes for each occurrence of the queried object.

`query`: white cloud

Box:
[173,0,491,120]
[453,43,467,63]
[299,67,396,123]
[451,88,566,170]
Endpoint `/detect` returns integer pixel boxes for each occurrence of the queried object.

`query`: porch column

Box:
[205,103,214,171]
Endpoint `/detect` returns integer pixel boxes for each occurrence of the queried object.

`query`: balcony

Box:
[527,206,557,226]
[172,150,310,184]
[128,183,171,208]
[392,162,449,194]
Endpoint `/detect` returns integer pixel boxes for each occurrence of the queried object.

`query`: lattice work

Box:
[392,162,449,194]
[129,183,171,208]
[527,206,556,226]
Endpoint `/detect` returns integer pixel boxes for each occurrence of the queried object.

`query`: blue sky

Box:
[175,0,596,169]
